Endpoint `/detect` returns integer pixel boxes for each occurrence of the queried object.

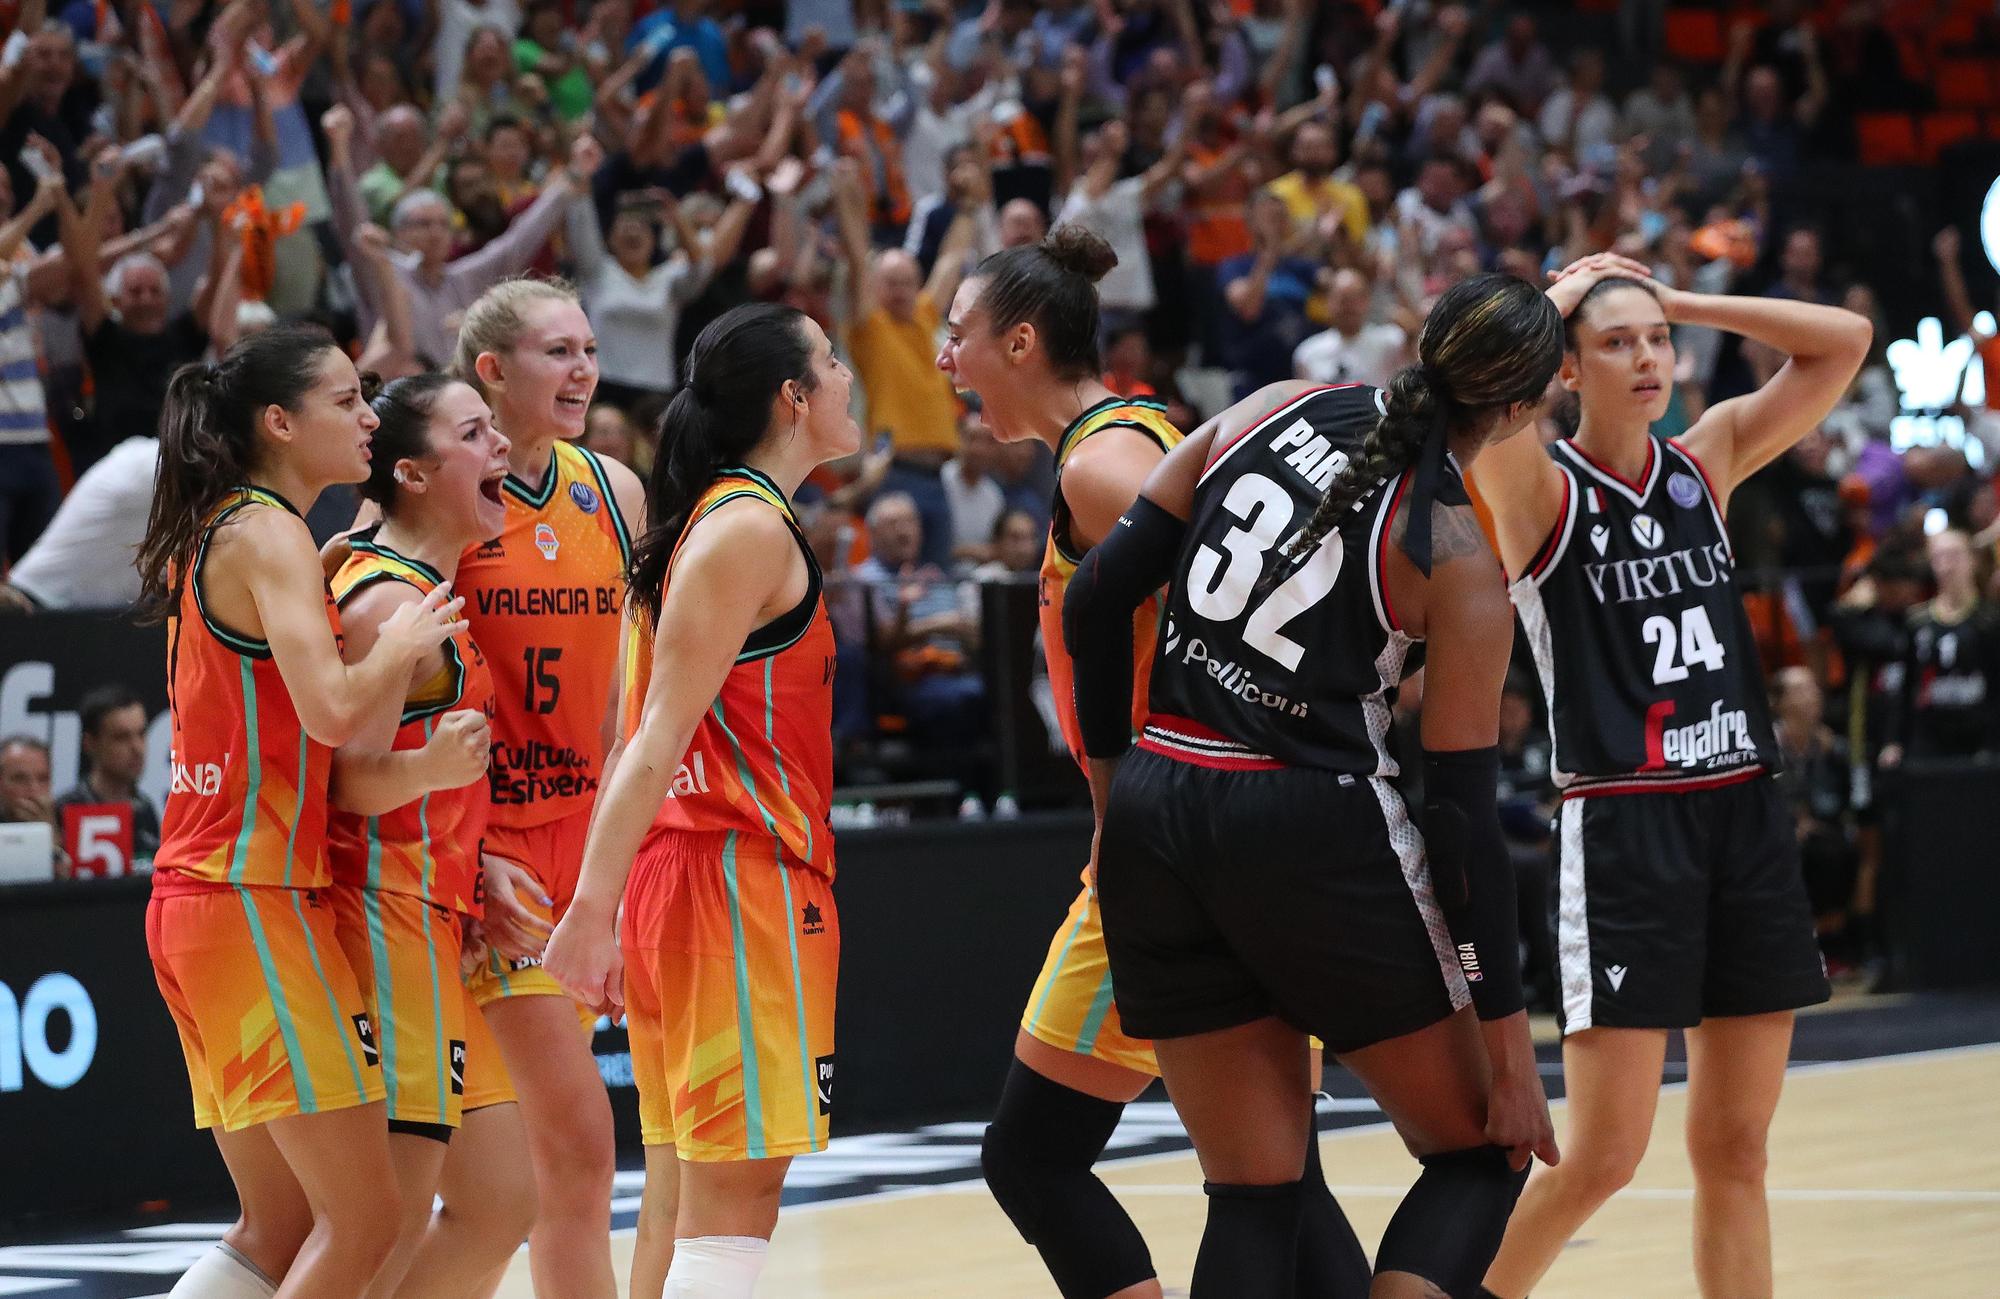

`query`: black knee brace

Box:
[1193,1179,1304,1298]
[1374,1145,1529,1299]
[980,1059,1155,1299]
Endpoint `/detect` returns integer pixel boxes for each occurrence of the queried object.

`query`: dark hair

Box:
[136,324,343,618]
[1565,275,1660,350]
[360,373,461,514]
[968,225,1116,381]
[1281,273,1564,575]
[484,113,529,145]
[627,303,818,625]
[79,685,145,738]
[991,507,1038,542]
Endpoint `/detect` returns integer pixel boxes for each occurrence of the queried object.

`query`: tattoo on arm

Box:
[1430,503,1491,562]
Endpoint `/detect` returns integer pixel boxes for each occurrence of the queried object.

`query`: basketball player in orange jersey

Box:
[1476,257,1864,1299]
[326,373,539,1299]
[542,302,857,1299]
[450,279,644,1299]
[936,228,1370,1299]
[137,325,466,1299]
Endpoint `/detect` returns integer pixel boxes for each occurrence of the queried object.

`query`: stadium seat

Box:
[1936,60,1994,109]
[1922,111,1982,163]
[1855,112,1921,166]
[1664,9,1725,63]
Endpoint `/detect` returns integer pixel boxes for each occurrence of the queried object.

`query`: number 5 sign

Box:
[61,804,133,880]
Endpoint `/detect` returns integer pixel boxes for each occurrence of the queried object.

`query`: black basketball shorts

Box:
[1095,747,1469,1055]
[1554,773,1831,1034]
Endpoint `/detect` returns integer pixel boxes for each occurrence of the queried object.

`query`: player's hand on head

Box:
[481,852,555,959]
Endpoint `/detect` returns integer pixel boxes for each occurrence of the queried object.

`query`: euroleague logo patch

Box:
[569,481,600,515]
[1668,471,1702,509]
[535,522,560,559]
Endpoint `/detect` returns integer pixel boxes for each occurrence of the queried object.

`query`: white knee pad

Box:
[168,1244,278,1299]
[663,1235,769,1298]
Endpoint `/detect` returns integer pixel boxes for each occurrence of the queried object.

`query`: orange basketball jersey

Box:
[327,538,496,914]
[1038,398,1184,770]
[457,440,632,830]
[623,469,837,877]
[154,488,340,890]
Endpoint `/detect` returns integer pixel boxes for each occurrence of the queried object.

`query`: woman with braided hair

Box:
[1063,272,1565,1299]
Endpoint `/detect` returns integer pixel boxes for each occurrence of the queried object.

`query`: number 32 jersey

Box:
[1509,437,1775,794]
[1143,384,1440,776]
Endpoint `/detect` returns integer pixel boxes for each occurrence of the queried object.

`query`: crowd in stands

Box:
[1,0,1999,971]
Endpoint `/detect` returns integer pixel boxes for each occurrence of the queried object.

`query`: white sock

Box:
[662,1235,768,1298]
[167,1244,278,1299]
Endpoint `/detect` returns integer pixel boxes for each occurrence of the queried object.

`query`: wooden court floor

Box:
[497,1044,2000,1298]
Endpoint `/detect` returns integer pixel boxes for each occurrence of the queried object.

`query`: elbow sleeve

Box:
[1421,746,1525,1021]
[1061,495,1187,761]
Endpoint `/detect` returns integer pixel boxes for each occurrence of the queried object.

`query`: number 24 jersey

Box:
[1509,437,1775,794]
[1143,384,1437,777]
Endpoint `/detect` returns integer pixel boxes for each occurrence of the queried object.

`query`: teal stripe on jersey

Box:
[761,658,811,862]
[721,832,766,1158]
[421,899,447,1121]
[364,888,400,1114]
[365,819,384,891]
[711,700,781,840]
[1073,970,1117,1056]
[1027,901,1093,1032]
[227,660,264,886]
[238,888,315,1111]
[415,718,437,896]
[281,730,308,888]
[777,865,818,1151]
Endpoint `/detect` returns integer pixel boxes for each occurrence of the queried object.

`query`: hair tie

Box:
[1398,368,1457,579]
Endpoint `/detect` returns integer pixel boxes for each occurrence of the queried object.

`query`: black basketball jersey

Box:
[1510,437,1777,793]
[1142,384,1452,777]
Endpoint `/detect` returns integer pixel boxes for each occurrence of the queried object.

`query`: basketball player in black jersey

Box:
[1065,274,1565,1299]
[1473,254,1869,1299]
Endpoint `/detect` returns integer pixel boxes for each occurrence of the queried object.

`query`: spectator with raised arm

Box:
[0,153,64,565]
[325,103,599,367]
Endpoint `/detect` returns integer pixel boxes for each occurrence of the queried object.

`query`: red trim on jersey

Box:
[1560,765,1764,800]
[1138,714,1286,770]
[1669,438,1723,503]
[1202,384,1355,470]
[1375,472,1415,631]
[1566,437,1656,497]
[1523,469,1572,581]
[1137,736,1287,771]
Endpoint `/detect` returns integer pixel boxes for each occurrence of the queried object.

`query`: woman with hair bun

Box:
[939,227,1370,1299]
[1475,255,1867,1299]
[542,302,860,1299]
[1063,273,1566,1299]
[139,325,466,1299]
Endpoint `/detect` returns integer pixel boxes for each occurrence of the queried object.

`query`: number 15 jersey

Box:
[458,440,634,829]
[1144,384,1436,777]
[1509,437,1775,794]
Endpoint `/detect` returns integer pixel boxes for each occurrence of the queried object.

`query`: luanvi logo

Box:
[0,974,97,1091]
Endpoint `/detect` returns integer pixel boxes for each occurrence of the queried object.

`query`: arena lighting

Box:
[1886,315,1987,469]
[1982,175,2000,275]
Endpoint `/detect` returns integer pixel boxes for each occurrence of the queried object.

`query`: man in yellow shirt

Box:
[1267,121,1369,250]
[837,159,979,566]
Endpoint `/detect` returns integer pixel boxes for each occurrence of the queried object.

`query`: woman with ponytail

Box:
[1474,258,1868,1299]
[542,302,859,1299]
[323,373,539,1299]
[140,325,468,1299]
[443,277,642,1299]
[940,225,1372,1299]
[1063,273,1565,1298]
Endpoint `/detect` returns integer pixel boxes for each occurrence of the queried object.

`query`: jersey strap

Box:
[334,539,471,724]
[1048,398,1182,571]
